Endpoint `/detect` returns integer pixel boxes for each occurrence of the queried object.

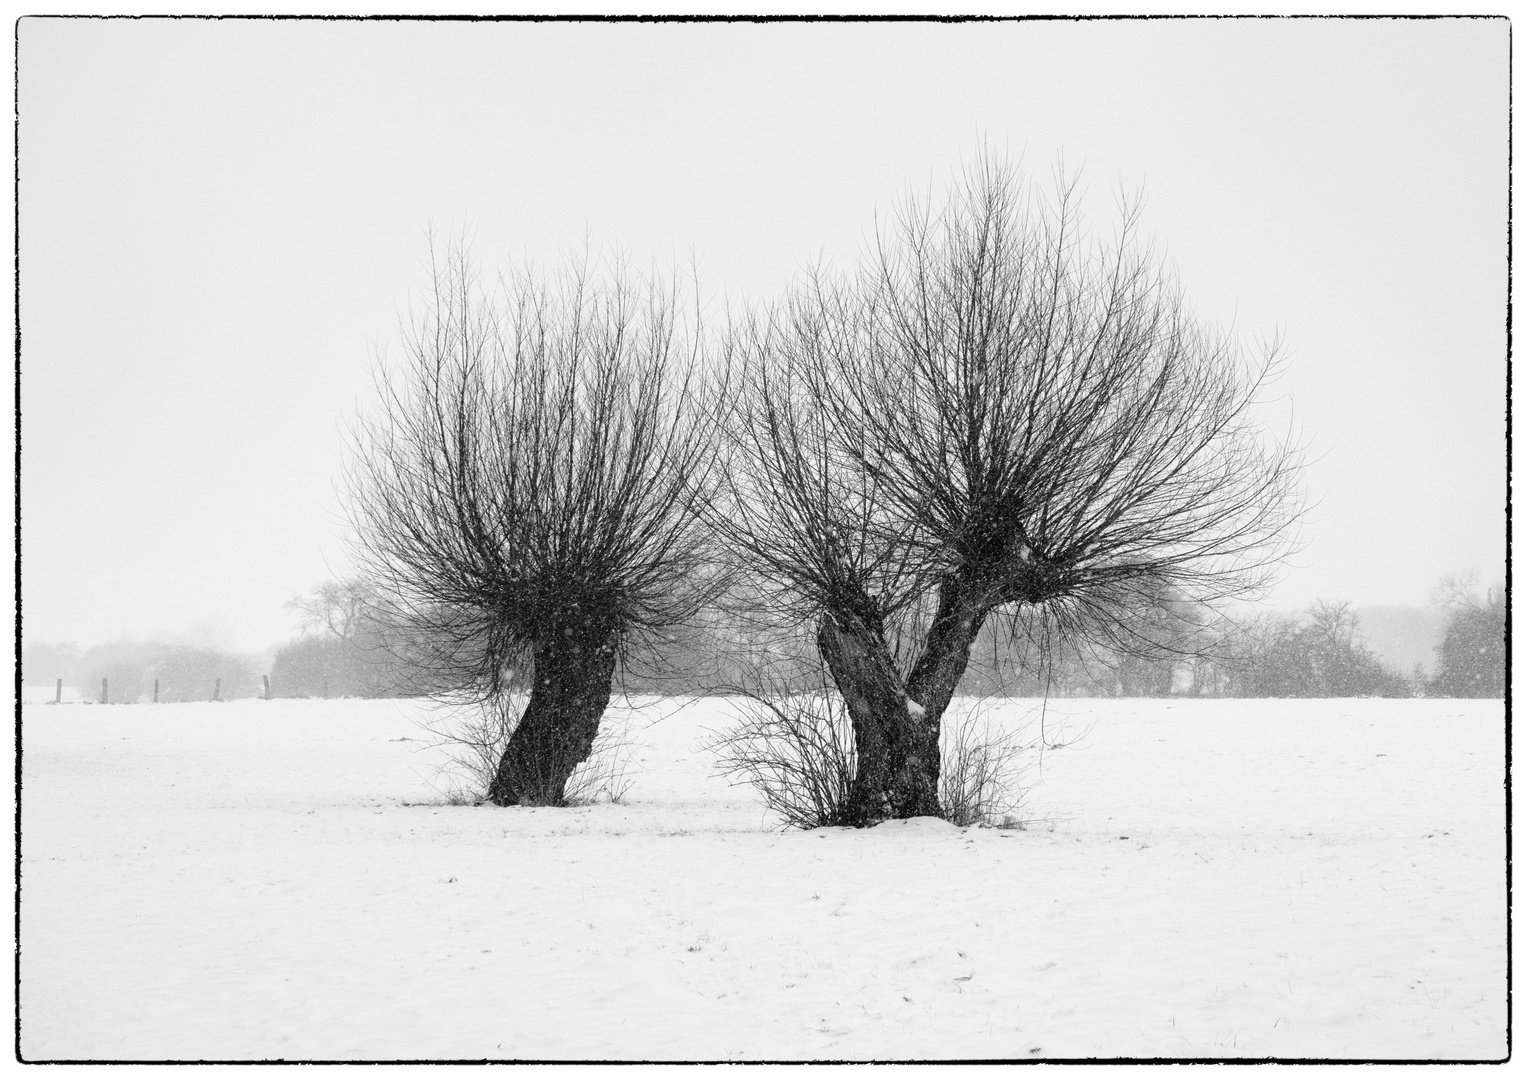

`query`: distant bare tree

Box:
[284,578,378,643]
[274,579,426,699]
[714,154,1305,825]
[348,242,721,805]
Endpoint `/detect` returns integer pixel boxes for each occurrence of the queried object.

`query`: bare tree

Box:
[274,578,427,698]
[284,578,378,643]
[347,242,721,805]
[714,155,1305,825]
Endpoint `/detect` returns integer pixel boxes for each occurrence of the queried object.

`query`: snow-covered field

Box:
[18,696,1506,1061]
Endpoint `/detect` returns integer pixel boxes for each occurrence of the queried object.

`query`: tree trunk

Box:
[487,630,617,807]
[817,612,925,825]
[905,573,989,722]
[818,573,990,827]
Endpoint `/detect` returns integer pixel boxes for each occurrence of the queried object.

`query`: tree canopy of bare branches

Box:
[714,155,1305,825]
[347,243,720,805]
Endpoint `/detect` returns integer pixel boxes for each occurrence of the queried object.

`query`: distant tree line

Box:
[1206,601,1412,698]
[20,639,260,702]
[944,584,1502,700]
[22,570,1501,706]
[250,572,1502,703]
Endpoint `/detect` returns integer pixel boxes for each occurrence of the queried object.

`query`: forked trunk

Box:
[818,575,989,826]
[487,631,617,806]
[817,613,933,825]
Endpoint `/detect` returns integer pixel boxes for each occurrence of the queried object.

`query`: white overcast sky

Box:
[18,15,1509,652]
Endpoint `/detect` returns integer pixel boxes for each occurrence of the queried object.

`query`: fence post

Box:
[100,677,107,705]
[213,678,221,703]
[54,678,61,704]
[263,674,271,700]
[153,679,159,704]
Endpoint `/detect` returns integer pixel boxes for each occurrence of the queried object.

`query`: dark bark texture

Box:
[906,572,991,720]
[818,571,991,826]
[487,630,617,806]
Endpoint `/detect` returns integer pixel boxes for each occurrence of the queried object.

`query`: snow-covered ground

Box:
[18,696,1506,1061]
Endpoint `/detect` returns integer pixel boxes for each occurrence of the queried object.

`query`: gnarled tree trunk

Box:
[487,630,617,806]
[818,573,989,826]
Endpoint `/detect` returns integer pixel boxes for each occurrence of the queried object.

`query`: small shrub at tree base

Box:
[705,692,858,830]
[563,716,641,806]
[417,694,522,805]
[939,706,1038,828]
[420,692,640,807]
[708,688,1044,831]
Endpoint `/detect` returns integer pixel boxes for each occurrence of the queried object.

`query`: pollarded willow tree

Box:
[348,244,721,806]
[715,156,1305,826]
